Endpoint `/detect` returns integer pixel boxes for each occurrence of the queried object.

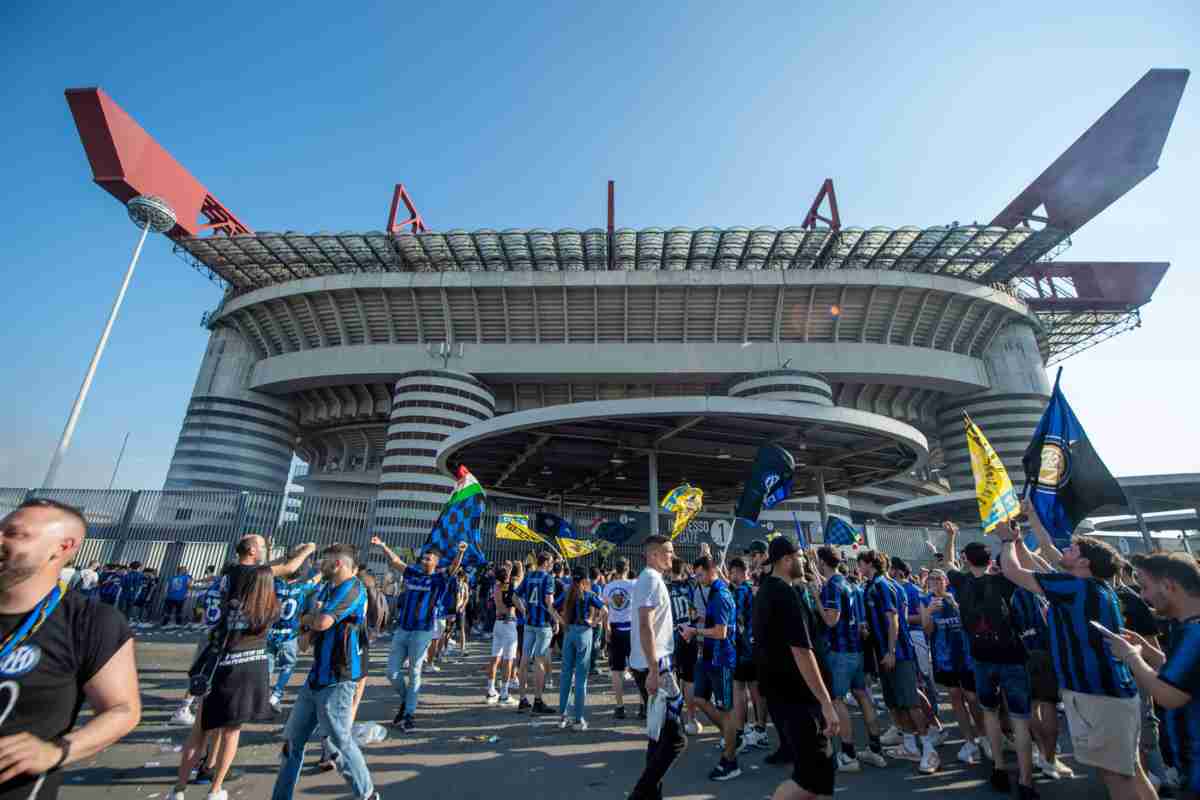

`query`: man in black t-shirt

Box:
[0,499,140,800]
[753,537,838,800]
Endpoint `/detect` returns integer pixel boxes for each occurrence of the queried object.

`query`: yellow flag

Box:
[660,484,704,540]
[964,413,1020,533]
[495,514,549,544]
[556,537,599,559]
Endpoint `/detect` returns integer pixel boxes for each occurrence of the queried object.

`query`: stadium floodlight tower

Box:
[41,194,176,489]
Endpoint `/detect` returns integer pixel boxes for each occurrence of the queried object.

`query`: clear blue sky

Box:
[0,1,1196,491]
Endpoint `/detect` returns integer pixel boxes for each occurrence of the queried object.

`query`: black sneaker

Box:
[764,749,792,765]
[391,705,406,726]
[402,715,415,732]
[613,706,626,720]
[517,697,531,712]
[637,704,647,720]
[192,766,243,785]
[709,757,741,782]
[532,699,556,715]
[989,769,1011,794]
[1017,784,1040,800]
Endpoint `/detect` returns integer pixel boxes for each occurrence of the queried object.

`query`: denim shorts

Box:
[694,663,734,711]
[973,660,1032,718]
[523,624,554,660]
[828,651,867,698]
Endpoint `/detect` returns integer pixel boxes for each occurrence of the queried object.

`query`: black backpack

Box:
[957,575,1024,661]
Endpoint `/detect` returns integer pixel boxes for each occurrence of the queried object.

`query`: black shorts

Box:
[609,628,632,672]
[934,667,977,693]
[734,659,757,684]
[674,634,697,684]
[768,697,836,796]
[201,649,269,731]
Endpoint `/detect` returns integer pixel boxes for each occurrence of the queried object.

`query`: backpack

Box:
[957,575,1024,662]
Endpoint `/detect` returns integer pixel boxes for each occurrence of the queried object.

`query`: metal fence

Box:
[4,486,1176,618]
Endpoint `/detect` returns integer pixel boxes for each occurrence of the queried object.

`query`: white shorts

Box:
[434,618,447,638]
[910,630,933,680]
[492,620,518,661]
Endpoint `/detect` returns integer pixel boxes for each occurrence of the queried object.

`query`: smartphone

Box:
[1089,620,1116,638]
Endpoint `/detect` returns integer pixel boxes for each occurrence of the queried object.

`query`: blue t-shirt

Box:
[522,570,555,628]
[925,594,969,673]
[1034,572,1136,698]
[702,579,737,669]
[1161,620,1200,791]
[308,577,368,689]
[98,573,123,605]
[165,574,191,602]
[732,582,754,661]
[270,578,322,642]
[398,565,453,632]
[1010,587,1050,653]
[820,574,861,654]
[862,575,914,662]
[902,582,925,625]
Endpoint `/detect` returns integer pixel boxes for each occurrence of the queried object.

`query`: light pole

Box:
[42,195,176,489]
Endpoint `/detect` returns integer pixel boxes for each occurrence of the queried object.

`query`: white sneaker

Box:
[957,741,981,765]
[486,690,499,705]
[1041,757,1074,780]
[206,791,228,800]
[858,749,887,768]
[880,725,903,747]
[499,696,518,707]
[919,748,940,774]
[171,789,186,800]
[559,715,570,729]
[571,719,589,732]
[427,663,441,673]
[837,751,861,772]
[269,693,282,711]
[170,706,196,727]
[685,719,703,735]
[977,736,994,762]
[884,743,921,762]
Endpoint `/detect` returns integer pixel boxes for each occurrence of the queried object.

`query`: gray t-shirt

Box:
[630,567,673,670]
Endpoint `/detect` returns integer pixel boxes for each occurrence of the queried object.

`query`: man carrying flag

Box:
[1023,369,1127,549]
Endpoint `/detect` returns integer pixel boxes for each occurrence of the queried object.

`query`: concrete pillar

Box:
[816,470,830,536]
[727,370,833,407]
[374,370,494,542]
[647,450,659,537]
[937,322,1051,492]
[164,325,297,493]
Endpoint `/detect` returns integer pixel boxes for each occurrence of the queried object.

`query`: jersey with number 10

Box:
[270,578,321,642]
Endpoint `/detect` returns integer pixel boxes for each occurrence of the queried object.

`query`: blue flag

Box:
[1022,369,1126,549]
[734,444,797,522]
[534,512,579,542]
[791,513,807,549]
[422,466,486,569]
[824,516,862,546]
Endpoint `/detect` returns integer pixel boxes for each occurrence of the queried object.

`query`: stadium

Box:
[61,69,1188,552]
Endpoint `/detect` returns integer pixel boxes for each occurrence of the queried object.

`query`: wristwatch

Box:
[49,736,71,772]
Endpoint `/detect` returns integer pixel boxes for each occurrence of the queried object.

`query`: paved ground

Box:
[58,630,1106,799]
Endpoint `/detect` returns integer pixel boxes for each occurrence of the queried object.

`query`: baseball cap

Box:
[748,539,769,555]
[767,537,799,564]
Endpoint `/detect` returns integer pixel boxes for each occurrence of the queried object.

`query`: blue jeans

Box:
[558,625,593,721]
[388,627,435,715]
[267,637,299,698]
[272,681,373,800]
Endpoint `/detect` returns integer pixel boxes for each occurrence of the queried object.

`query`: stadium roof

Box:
[174,225,1041,289]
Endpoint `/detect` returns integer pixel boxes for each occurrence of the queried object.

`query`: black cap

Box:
[748,539,769,555]
[768,537,799,564]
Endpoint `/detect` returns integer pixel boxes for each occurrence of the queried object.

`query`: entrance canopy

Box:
[436,396,927,507]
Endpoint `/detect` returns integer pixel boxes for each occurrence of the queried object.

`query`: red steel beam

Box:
[802,178,841,231]
[65,88,251,239]
[386,183,427,233]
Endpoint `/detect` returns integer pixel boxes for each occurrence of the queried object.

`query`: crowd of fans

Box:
[5,494,1200,800]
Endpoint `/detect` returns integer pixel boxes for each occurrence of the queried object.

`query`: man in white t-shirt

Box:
[604,558,638,719]
[629,535,686,800]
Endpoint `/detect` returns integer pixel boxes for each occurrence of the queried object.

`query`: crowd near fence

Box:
[0,486,1170,622]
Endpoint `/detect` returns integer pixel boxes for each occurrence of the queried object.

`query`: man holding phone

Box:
[998,515,1152,800]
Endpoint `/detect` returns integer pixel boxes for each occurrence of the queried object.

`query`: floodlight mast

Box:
[41,195,176,489]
